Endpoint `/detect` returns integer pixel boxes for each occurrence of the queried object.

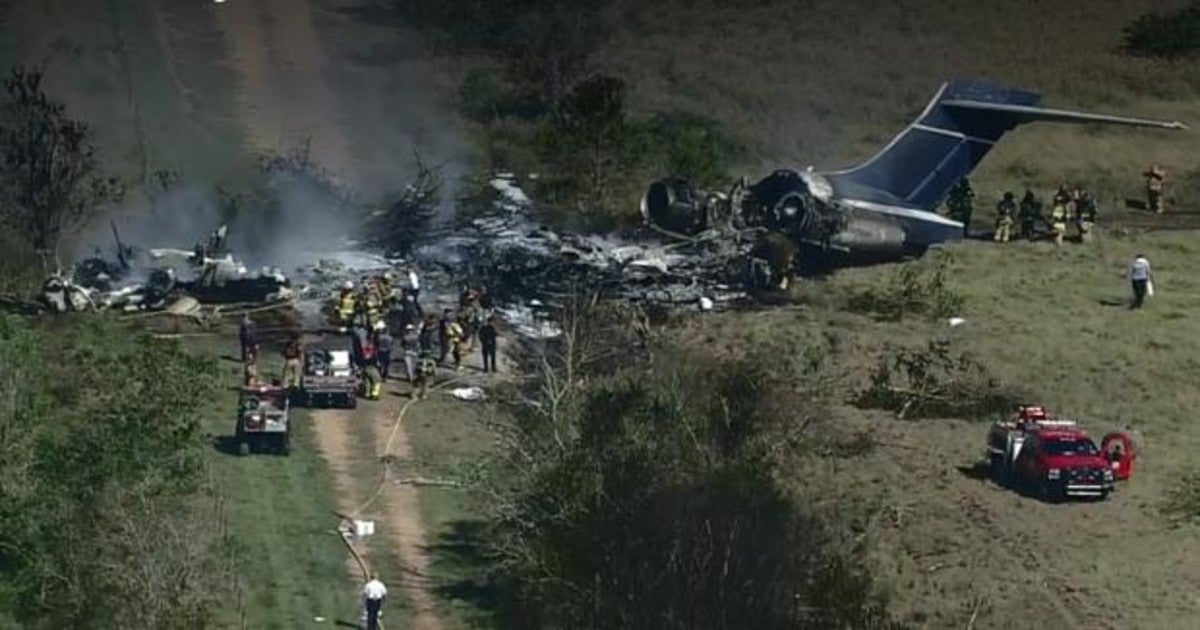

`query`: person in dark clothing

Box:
[375,325,394,381]
[238,315,257,364]
[400,292,421,329]
[418,314,436,354]
[438,309,452,364]
[479,317,498,373]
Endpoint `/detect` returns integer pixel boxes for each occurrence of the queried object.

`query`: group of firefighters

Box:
[991,184,1099,245]
[237,268,502,403]
[946,165,1170,245]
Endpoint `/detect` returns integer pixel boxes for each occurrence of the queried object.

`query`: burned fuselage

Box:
[643,79,1186,274]
[642,169,939,270]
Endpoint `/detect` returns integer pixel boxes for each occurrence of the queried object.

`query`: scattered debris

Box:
[450,386,486,402]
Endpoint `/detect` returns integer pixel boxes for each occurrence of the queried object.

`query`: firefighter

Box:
[447,316,465,371]
[413,351,436,400]
[359,333,382,400]
[994,192,1016,243]
[1018,189,1041,239]
[1050,185,1071,246]
[945,178,975,236]
[1074,187,1098,243]
[375,322,393,381]
[239,315,258,385]
[1145,164,1166,214]
[337,281,357,325]
[378,271,397,309]
[362,281,383,329]
[282,333,303,389]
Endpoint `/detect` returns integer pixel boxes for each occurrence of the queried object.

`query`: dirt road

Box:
[307,373,444,628]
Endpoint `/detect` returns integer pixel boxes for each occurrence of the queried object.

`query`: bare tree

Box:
[0,68,121,269]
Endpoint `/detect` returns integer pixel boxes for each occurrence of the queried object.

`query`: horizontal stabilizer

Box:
[826,80,1188,211]
[941,100,1188,131]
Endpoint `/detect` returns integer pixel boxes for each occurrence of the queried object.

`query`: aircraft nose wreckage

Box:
[642,79,1186,277]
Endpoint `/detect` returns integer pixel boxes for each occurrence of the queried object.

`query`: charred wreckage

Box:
[642,79,1186,284]
[35,79,1186,322]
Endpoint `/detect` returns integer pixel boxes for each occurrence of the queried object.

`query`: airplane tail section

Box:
[825,80,1186,210]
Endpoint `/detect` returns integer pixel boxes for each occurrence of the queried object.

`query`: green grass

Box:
[403,395,501,628]
[192,345,354,629]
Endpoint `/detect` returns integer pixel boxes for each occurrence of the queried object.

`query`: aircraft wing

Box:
[940,100,1188,130]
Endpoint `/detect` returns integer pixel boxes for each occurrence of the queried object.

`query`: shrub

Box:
[481,303,904,628]
[857,337,1023,420]
[645,110,744,188]
[846,251,964,321]
[1123,3,1200,59]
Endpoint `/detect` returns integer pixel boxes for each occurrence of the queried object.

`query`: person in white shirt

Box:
[1129,254,1153,309]
[407,269,420,298]
[362,575,387,630]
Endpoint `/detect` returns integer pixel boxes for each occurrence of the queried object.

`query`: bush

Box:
[846,251,964,321]
[0,315,233,626]
[857,337,1023,420]
[481,304,903,628]
[645,111,743,188]
[534,75,651,227]
[1124,3,1200,59]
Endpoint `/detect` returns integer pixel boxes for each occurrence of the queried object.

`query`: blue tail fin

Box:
[824,80,1186,210]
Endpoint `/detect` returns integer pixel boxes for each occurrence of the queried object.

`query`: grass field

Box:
[667,228,1200,627]
[0,0,252,187]
[185,337,353,629]
[402,393,502,627]
[599,0,1200,204]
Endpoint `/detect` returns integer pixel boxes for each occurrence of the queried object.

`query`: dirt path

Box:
[306,409,367,576]
[370,389,443,630]
[214,0,360,185]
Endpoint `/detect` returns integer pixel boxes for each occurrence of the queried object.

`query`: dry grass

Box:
[669,228,1200,627]
[599,0,1200,205]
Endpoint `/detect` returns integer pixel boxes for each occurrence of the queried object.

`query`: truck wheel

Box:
[347,395,358,410]
[989,454,1006,482]
[279,435,291,456]
[237,440,250,456]
[1038,480,1061,504]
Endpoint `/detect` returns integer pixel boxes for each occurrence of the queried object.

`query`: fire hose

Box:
[331,372,470,627]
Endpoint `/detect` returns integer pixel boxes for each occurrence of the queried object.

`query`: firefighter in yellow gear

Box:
[1145,165,1166,214]
[378,272,397,309]
[1050,202,1068,246]
[336,281,357,325]
[994,192,1016,243]
[447,319,465,371]
[413,353,436,400]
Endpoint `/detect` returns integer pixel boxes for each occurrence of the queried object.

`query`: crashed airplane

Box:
[642,79,1186,270]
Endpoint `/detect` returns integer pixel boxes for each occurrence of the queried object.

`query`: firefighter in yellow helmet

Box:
[1050,185,1071,246]
[994,192,1016,243]
[447,316,465,371]
[1145,165,1166,214]
[333,281,356,326]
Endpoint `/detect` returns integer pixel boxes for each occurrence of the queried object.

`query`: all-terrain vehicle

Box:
[236,383,290,455]
[300,346,357,408]
[985,405,1116,501]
